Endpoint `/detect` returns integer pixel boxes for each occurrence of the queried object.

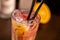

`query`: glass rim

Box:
[11,9,40,22]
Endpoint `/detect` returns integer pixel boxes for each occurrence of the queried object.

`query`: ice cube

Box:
[15,17,23,22]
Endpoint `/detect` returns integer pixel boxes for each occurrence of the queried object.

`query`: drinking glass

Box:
[11,9,40,40]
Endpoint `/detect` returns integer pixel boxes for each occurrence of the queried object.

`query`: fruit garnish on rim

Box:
[33,2,51,24]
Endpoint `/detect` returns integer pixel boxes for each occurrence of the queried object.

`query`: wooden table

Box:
[0,14,60,40]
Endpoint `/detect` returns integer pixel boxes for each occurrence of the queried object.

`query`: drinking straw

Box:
[31,0,44,20]
[27,0,44,20]
[27,0,35,20]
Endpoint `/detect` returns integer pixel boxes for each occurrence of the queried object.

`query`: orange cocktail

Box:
[11,9,40,40]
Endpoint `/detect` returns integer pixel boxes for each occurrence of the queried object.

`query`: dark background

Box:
[16,0,60,15]
[37,0,60,15]
[0,0,60,40]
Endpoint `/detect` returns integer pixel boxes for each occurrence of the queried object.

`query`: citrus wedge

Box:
[33,2,51,24]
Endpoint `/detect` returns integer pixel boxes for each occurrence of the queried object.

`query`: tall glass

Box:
[11,9,40,40]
